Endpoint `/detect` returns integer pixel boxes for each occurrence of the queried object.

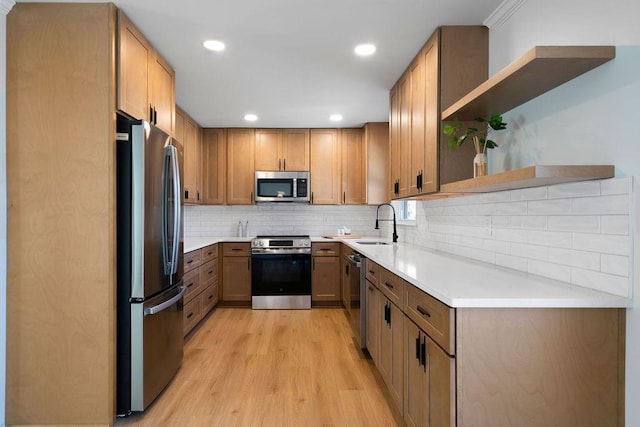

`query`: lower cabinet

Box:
[311,242,341,304]
[365,279,380,364]
[379,296,404,411]
[183,243,219,336]
[221,242,251,303]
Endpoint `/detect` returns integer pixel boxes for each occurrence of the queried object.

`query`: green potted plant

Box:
[443,114,507,178]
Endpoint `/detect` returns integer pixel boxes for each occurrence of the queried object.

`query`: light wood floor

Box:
[116,307,405,426]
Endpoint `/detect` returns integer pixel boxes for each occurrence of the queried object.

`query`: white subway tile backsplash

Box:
[571,195,629,215]
[547,180,601,199]
[509,186,548,201]
[495,254,528,272]
[571,268,630,297]
[511,242,548,261]
[548,247,601,271]
[601,216,630,235]
[529,230,573,249]
[572,233,630,256]
[601,254,629,277]
[600,177,630,196]
[547,216,600,233]
[496,228,530,243]
[527,199,573,215]
[528,260,572,282]
[503,216,548,230]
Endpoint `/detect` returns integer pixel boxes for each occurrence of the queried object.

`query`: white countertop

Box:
[184,236,631,309]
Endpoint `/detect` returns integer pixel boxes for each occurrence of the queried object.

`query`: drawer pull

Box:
[320,248,332,251]
[368,285,374,291]
[208,295,214,300]
[207,251,214,256]
[187,312,194,319]
[208,270,213,275]
[417,305,431,318]
[187,260,194,264]
[384,282,394,289]
[187,282,194,288]
[368,270,375,274]
[231,248,243,251]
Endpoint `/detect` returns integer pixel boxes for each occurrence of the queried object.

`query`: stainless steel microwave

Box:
[254,171,310,203]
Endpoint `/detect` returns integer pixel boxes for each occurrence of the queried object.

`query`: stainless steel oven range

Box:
[251,235,312,309]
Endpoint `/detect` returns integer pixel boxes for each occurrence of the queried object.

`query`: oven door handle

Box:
[251,248,311,255]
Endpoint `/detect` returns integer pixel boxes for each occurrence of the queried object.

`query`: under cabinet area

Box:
[183,244,219,336]
[361,253,625,427]
[311,242,341,304]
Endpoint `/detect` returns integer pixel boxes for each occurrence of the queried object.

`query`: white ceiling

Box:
[19,0,503,128]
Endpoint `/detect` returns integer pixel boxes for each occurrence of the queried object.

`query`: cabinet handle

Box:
[187,282,194,288]
[197,192,200,201]
[345,264,349,275]
[149,104,153,122]
[208,295,214,300]
[153,108,158,125]
[387,302,392,326]
[417,305,431,318]
[250,192,253,203]
[186,260,194,265]
[343,192,346,204]
[421,336,427,371]
[184,190,189,200]
[368,285,374,291]
[231,248,243,251]
[207,270,213,275]
[415,333,421,362]
[311,192,314,204]
[207,251,214,256]
[247,258,251,270]
[368,269,375,275]
[283,158,286,170]
[384,281,394,289]
[187,312,194,319]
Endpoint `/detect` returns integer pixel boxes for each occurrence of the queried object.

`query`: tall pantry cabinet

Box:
[7,4,175,424]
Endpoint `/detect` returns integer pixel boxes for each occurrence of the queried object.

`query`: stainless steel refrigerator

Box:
[116,114,185,416]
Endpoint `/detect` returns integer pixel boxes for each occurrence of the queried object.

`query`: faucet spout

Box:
[375,203,398,243]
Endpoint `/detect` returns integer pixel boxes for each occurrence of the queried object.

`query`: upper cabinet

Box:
[117,10,175,135]
[254,128,310,171]
[364,122,389,205]
[179,108,203,204]
[389,26,488,198]
[341,128,365,205]
[310,129,341,204]
[202,129,227,205]
[227,128,255,205]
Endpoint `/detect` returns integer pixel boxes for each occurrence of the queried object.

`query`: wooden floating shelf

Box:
[439,165,615,193]
[442,46,616,120]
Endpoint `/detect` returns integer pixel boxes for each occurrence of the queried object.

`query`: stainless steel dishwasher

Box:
[347,251,366,350]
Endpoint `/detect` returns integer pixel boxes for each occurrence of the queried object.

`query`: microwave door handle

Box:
[170,145,181,275]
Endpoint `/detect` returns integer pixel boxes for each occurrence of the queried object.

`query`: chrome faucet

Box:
[375,203,398,243]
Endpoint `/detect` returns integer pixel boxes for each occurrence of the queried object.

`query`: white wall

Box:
[485,0,640,423]
[0,1,13,423]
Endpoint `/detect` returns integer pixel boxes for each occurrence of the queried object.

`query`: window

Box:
[392,200,416,223]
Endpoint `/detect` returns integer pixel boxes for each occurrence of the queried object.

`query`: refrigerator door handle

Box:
[169,144,181,275]
[144,286,185,316]
[161,147,171,275]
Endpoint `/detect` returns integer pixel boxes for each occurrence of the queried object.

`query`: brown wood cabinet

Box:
[379,295,404,410]
[202,128,227,204]
[341,128,365,204]
[311,242,341,304]
[254,128,310,171]
[183,244,219,336]
[221,242,251,303]
[7,3,118,424]
[227,129,255,205]
[310,128,341,204]
[364,122,390,205]
[117,9,175,135]
[365,261,381,365]
[389,26,488,198]
[177,107,203,204]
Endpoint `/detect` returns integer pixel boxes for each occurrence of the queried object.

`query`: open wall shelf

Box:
[439,165,615,193]
[442,46,615,120]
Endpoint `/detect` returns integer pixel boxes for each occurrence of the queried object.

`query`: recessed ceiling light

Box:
[244,113,258,122]
[203,40,225,52]
[354,43,376,56]
[329,114,343,122]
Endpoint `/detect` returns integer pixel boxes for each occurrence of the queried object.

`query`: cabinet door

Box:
[364,122,389,205]
[422,36,439,194]
[117,10,151,122]
[398,74,411,198]
[221,256,251,301]
[310,129,340,204]
[428,335,455,427]
[389,86,401,200]
[282,129,310,171]
[404,317,428,427]
[150,53,175,135]
[341,254,350,309]
[409,55,425,196]
[341,128,365,205]
[254,128,282,171]
[182,115,202,204]
[202,128,227,205]
[227,128,255,205]
[365,280,380,364]
[311,256,340,302]
[380,299,404,410]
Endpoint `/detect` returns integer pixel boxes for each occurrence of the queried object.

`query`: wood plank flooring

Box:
[116,307,405,426]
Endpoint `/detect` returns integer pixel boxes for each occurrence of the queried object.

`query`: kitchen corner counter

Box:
[342,240,631,309]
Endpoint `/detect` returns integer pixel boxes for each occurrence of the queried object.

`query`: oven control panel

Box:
[251,236,311,250]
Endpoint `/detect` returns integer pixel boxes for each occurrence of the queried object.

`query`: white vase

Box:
[473,153,487,178]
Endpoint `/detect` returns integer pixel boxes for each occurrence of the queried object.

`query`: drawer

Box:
[379,268,404,307]
[201,244,218,263]
[364,260,381,287]
[223,242,250,257]
[200,259,218,286]
[184,249,202,273]
[183,296,202,337]
[341,244,354,258]
[201,282,219,316]
[183,268,201,304]
[405,284,455,355]
[312,242,340,256]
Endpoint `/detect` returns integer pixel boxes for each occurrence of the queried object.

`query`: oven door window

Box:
[252,254,311,295]
[256,179,294,198]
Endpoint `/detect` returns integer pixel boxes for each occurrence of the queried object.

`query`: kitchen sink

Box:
[355,241,390,245]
